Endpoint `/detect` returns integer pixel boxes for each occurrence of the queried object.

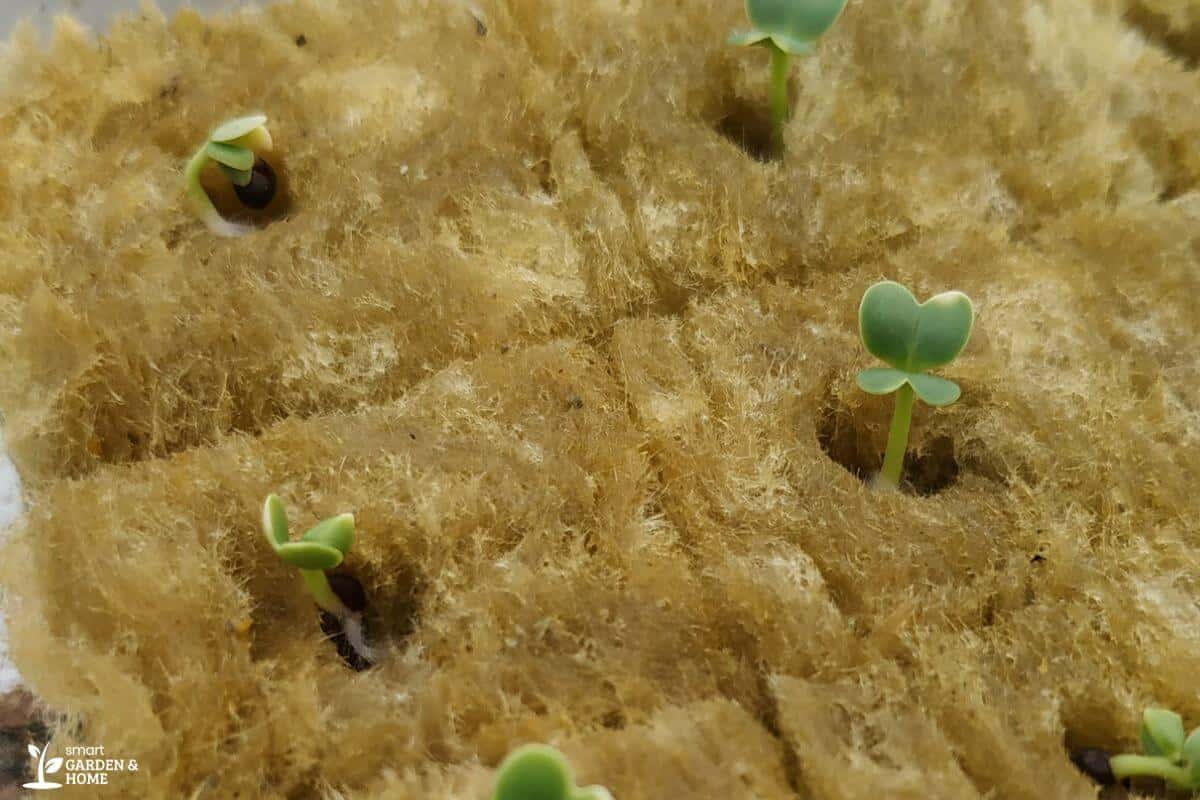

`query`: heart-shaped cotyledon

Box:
[856,281,974,407]
[492,745,613,800]
[729,0,849,55]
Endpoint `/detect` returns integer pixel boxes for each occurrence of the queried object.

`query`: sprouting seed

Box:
[492,745,612,800]
[728,0,848,148]
[1089,707,1200,790]
[260,494,375,666]
[1070,748,1116,786]
[856,281,975,490]
[234,159,278,210]
[184,115,276,237]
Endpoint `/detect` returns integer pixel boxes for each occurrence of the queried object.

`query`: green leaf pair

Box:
[207,115,271,187]
[729,0,849,55]
[1109,708,1200,790]
[857,281,975,407]
[261,494,355,572]
[492,745,612,800]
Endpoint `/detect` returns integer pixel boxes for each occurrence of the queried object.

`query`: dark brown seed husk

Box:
[328,573,368,613]
[234,158,277,210]
[1071,747,1116,786]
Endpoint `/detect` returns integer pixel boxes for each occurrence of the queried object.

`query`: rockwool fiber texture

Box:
[0,0,1198,797]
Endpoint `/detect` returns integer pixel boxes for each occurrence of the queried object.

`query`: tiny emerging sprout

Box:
[260,494,375,667]
[185,115,277,237]
[1104,708,1200,791]
[728,0,848,148]
[856,281,975,490]
[492,745,612,800]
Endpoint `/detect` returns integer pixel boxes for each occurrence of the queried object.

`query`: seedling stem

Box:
[183,148,246,237]
[301,568,347,617]
[881,383,914,488]
[729,0,847,153]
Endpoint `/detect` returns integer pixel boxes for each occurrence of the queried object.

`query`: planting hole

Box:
[715,97,780,162]
[200,155,293,229]
[817,396,960,496]
[0,691,44,789]
[1126,3,1200,68]
[320,566,424,671]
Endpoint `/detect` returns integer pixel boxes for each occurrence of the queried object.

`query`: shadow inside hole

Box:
[355,561,424,642]
[374,565,424,644]
[817,399,960,496]
[715,96,780,162]
[318,564,423,671]
[200,154,294,229]
[0,695,49,790]
[1125,3,1200,68]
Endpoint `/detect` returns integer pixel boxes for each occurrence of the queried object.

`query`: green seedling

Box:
[260,494,375,664]
[185,115,276,237]
[1107,707,1200,791]
[493,745,612,800]
[728,0,848,147]
[856,281,974,490]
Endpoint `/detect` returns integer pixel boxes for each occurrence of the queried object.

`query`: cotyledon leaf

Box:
[275,541,345,571]
[740,0,848,53]
[301,514,355,556]
[262,494,290,548]
[210,114,268,143]
[219,163,254,187]
[859,281,974,373]
[1142,708,1186,761]
[907,372,962,406]
[206,141,255,171]
[493,746,573,800]
[856,367,909,395]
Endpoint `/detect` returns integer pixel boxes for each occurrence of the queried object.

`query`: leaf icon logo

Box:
[23,741,64,790]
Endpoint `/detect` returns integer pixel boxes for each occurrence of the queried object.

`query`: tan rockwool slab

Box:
[0,0,1199,797]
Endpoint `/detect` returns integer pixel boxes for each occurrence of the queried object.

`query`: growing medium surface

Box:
[0,0,1198,797]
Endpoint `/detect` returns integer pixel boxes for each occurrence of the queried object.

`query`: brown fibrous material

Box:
[0,0,1199,797]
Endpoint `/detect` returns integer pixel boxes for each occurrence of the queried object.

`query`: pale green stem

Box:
[184,146,250,237]
[1110,754,1193,789]
[880,383,915,489]
[184,148,214,216]
[769,43,790,147]
[301,569,349,617]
